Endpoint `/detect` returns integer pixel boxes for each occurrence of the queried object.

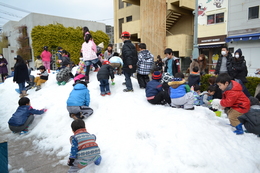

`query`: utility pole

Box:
[192,0,199,60]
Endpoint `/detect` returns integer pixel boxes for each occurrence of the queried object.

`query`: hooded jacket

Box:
[230,48,248,83]
[137,50,154,75]
[220,80,250,113]
[67,83,90,106]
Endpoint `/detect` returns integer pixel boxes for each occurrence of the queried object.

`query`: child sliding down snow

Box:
[8,97,47,135]
[56,63,73,85]
[67,119,101,172]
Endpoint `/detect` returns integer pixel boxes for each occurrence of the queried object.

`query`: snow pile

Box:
[0,69,260,173]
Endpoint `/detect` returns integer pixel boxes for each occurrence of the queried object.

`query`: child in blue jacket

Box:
[8,97,47,134]
[67,119,101,172]
[66,81,93,119]
[168,72,194,110]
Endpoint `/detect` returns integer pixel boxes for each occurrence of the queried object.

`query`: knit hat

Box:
[121,31,130,37]
[152,71,162,80]
[103,60,110,65]
[98,42,104,49]
[58,46,63,50]
[162,72,174,83]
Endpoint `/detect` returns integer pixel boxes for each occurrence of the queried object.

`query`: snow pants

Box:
[171,92,194,109]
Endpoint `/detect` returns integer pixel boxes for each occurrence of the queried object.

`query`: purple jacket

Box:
[0,58,8,74]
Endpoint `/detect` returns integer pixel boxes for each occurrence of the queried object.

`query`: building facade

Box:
[114,0,195,72]
[226,0,260,75]
[197,0,228,74]
[2,13,106,70]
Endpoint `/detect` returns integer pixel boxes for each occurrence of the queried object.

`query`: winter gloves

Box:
[67,158,75,166]
[211,99,223,110]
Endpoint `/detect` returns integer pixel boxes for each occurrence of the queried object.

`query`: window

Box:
[118,18,124,38]
[126,16,132,22]
[216,13,224,23]
[207,13,224,24]
[248,6,259,19]
[119,0,124,9]
[126,3,132,7]
[207,15,215,24]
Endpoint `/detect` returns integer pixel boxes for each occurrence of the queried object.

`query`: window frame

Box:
[248,6,259,20]
[207,12,224,25]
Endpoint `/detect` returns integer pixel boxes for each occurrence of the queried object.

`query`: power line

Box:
[0,10,23,18]
[0,2,31,13]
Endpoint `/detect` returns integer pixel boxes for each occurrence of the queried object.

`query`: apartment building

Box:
[114,0,195,71]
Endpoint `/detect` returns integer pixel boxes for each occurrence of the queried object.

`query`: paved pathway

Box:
[1,131,68,173]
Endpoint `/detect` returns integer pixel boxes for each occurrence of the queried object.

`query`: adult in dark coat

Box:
[238,98,260,135]
[214,46,232,76]
[0,53,8,82]
[230,48,248,84]
[13,55,29,97]
[121,31,138,92]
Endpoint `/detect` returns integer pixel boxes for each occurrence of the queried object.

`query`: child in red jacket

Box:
[212,73,250,134]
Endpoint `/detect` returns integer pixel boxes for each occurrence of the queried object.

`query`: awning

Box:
[198,42,225,49]
[226,33,260,42]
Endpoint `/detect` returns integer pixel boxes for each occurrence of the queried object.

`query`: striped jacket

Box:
[70,128,100,160]
[137,50,154,75]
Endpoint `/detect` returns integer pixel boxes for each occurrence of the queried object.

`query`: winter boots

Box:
[20,90,28,98]
[35,85,41,91]
[233,123,244,135]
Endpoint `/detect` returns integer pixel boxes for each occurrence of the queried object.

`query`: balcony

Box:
[167,0,195,10]
[122,20,140,39]
[166,34,193,57]
[122,0,140,6]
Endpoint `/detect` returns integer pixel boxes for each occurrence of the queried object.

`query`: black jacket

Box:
[97,64,114,81]
[230,56,248,83]
[188,73,200,87]
[164,58,180,76]
[214,52,232,75]
[13,63,29,83]
[121,40,138,73]
[238,107,260,135]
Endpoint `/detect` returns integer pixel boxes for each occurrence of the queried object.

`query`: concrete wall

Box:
[228,0,260,35]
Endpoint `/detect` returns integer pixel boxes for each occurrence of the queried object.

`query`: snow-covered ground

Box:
[1,68,260,173]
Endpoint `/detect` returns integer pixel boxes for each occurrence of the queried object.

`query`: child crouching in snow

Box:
[56,63,72,85]
[34,65,49,91]
[168,72,194,110]
[145,71,171,105]
[68,119,101,172]
[97,60,114,96]
[66,81,93,119]
[8,97,47,135]
[211,73,250,135]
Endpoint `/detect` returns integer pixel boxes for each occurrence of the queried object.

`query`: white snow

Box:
[1,68,260,173]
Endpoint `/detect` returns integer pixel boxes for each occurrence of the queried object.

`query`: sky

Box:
[0,0,114,27]
[1,68,260,172]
